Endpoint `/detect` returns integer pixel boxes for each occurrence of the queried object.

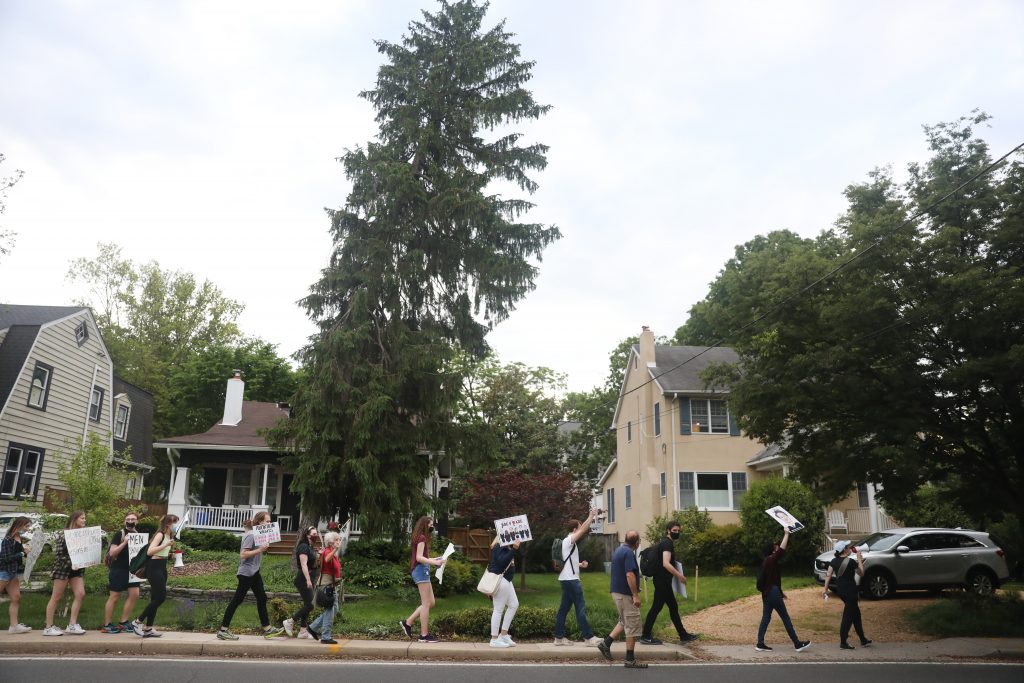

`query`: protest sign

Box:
[494,514,532,546]
[253,521,281,546]
[765,505,805,532]
[435,542,456,583]
[173,510,190,539]
[66,526,104,569]
[126,533,149,583]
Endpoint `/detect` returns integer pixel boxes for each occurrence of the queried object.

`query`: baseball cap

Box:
[834,540,851,554]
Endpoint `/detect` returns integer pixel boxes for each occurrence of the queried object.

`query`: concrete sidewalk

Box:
[698,638,1024,662]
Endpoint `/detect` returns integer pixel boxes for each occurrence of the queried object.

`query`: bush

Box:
[432,557,482,597]
[346,538,407,563]
[434,605,558,639]
[739,478,825,567]
[135,516,160,535]
[643,507,714,564]
[687,524,751,571]
[722,564,748,576]
[578,537,606,571]
[910,593,1024,637]
[343,556,408,590]
[180,529,241,552]
[881,484,976,530]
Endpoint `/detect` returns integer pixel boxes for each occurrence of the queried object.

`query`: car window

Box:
[903,534,939,551]
[860,532,902,551]
[949,534,984,549]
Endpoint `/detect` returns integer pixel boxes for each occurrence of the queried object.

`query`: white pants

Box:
[491,577,519,636]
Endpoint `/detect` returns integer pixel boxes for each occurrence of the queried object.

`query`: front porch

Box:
[167,461,300,533]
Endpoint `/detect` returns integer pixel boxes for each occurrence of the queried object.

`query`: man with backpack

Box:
[639,521,699,645]
[552,508,604,647]
[755,528,810,652]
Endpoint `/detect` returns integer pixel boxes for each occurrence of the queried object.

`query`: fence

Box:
[446,527,492,563]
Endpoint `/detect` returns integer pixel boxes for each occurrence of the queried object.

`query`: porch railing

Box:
[187,505,254,532]
[837,508,902,535]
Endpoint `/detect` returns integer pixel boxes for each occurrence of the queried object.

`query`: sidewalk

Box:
[698,638,1024,662]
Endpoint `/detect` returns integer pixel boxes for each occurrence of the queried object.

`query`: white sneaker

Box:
[8,623,32,634]
[553,637,573,646]
[43,625,63,636]
[283,618,295,637]
[133,622,147,637]
[143,628,162,638]
[64,623,86,635]
[490,637,511,648]
[297,628,313,639]
[499,634,517,647]
[584,636,603,647]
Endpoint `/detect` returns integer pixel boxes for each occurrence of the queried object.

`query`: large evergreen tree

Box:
[272,1,558,535]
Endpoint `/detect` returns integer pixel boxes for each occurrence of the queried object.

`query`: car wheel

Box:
[863,570,894,599]
[966,568,996,596]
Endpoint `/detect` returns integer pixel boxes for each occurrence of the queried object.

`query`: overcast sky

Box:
[2,0,1022,393]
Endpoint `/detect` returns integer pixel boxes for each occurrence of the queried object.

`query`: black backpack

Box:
[639,544,660,577]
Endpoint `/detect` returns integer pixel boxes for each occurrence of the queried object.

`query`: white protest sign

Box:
[494,514,532,547]
[65,526,104,569]
[126,533,149,584]
[765,505,805,533]
[672,561,688,599]
[173,510,190,540]
[253,521,281,546]
[434,542,456,584]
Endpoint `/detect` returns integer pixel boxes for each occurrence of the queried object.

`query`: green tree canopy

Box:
[271,0,558,535]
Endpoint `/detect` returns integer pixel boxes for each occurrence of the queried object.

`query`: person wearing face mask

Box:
[639,521,699,645]
[755,528,810,652]
[399,516,446,643]
[101,512,143,633]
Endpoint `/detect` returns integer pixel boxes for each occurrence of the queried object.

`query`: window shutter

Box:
[728,409,740,436]
[679,398,691,435]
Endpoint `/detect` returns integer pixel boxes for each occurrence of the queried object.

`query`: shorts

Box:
[108,568,138,593]
[411,563,431,584]
[51,565,85,581]
[612,593,642,638]
[0,569,18,582]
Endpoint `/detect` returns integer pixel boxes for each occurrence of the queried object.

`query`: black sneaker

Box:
[624,659,648,669]
[418,633,439,643]
[320,638,338,645]
[639,636,663,645]
[840,642,855,650]
[399,620,413,638]
[597,640,613,661]
[795,640,811,652]
[307,625,320,641]
[860,639,872,647]
[680,633,700,643]
[755,643,773,652]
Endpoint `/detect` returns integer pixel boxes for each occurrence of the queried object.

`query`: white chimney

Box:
[221,370,244,426]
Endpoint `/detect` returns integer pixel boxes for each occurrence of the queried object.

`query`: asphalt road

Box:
[1,658,1023,683]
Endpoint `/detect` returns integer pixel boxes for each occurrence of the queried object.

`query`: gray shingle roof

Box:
[0,304,85,331]
[650,345,740,393]
[0,325,40,411]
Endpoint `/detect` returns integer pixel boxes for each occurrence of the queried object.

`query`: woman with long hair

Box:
[43,510,88,636]
[306,530,342,645]
[217,511,284,640]
[399,516,446,643]
[283,524,321,638]
[0,516,32,633]
[487,535,521,648]
[132,513,177,637]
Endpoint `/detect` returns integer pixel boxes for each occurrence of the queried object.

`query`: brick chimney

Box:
[638,326,656,366]
[221,370,244,426]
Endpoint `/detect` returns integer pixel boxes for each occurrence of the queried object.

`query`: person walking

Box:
[101,512,142,634]
[0,516,32,634]
[43,510,88,636]
[552,508,603,647]
[597,530,647,669]
[755,528,810,652]
[307,530,342,645]
[217,511,285,640]
[822,540,871,650]
[639,520,699,645]
[487,536,520,648]
[283,525,321,638]
[399,516,446,643]
[132,513,177,637]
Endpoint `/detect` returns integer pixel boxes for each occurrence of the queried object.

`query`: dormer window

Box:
[89,386,104,421]
[27,362,53,410]
[115,403,131,439]
[75,321,89,346]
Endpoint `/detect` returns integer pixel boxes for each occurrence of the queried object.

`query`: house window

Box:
[126,476,137,497]
[229,468,252,506]
[679,472,695,507]
[697,473,730,508]
[653,402,661,436]
[27,362,54,410]
[625,484,632,509]
[690,398,729,433]
[74,321,89,346]
[257,467,279,505]
[660,472,667,498]
[857,482,869,508]
[89,386,104,421]
[1,443,44,500]
[606,488,616,523]
[627,420,632,442]
[115,404,131,439]
[731,472,747,510]
[679,471,747,510]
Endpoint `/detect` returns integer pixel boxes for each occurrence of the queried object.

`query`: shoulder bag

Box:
[476,558,514,597]
[315,554,337,608]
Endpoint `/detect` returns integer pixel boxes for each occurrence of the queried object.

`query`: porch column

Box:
[168,466,189,520]
[867,482,879,533]
[260,463,269,506]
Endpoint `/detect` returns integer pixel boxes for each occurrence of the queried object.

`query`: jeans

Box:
[839,589,866,644]
[221,571,270,628]
[756,585,800,646]
[490,577,519,637]
[137,559,167,627]
[554,579,593,639]
[291,576,315,627]
[642,573,690,639]
[309,590,338,640]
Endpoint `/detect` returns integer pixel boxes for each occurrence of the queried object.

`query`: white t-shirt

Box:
[558,534,580,581]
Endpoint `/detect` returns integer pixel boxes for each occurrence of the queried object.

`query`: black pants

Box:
[838,589,866,644]
[137,559,167,627]
[222,571,270,628]
[291,576,315,627]
[642,574,689,639]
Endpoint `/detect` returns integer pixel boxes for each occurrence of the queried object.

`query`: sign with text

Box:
[253,521,281,546]
[494,514,532,547]
[65,526,104,569]
[126,533,149,584]
[765,505,805,533]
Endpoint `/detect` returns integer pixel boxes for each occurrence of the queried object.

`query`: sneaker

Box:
[263,626,285,639]
[680,632,700,643]
[795,640,811,652]
[101,623,121,634]
[639,636,663,645]
[553,637,573,646]
[418,633,439,643]
[307,625,321,641]
[283,618,295,637]
[321,638,338,645]
[119,620,133,632]
[43,625,63,637]
[399,620,413,638]
[499,634,517,647]
[217,628,240,641]
[490,637,511,648]
[840,642,855,650]
[8,623,32,634]
[64,623,86,635]
[142,628,162,638]
[133,622,147,637]
[860,639,872,647]
[585,635,604,647]
[297,628,313,640]
[755,643,773,652]
[597,640,613,661]
[624,659,648,669]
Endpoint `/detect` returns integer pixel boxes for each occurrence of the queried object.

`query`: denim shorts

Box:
[411,563,431,584]
[0,569,17,582]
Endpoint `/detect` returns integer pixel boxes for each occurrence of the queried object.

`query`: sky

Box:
[1,0,1022,393]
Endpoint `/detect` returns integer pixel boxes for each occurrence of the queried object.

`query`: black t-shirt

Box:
[654,537,676,577]
[109,530,131,571]
[294,542,318,581]
[829,555,858,593]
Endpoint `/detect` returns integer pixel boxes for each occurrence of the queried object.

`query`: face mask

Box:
[670,531,680,540]
[427,527,435,534]
[126,522,137,529]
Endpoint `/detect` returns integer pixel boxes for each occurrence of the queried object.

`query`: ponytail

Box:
[244,511,270,530]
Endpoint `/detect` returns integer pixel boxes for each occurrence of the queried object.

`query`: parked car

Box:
[813,527,1011,599]
[0,512,67,542]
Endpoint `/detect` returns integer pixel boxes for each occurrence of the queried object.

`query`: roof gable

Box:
[154,401,289,449]
[0,304,87,331]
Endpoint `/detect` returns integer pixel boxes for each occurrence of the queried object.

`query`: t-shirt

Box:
[294,542,318,581]
[238,532,261,577]
[109,530,130,571]
[829,555,858,593]
[409,534,428,572]
[610,543,639,596]
[320,547,341,581]
[557,534,581,581]
[653,537,675,578]
[760,547,785,595]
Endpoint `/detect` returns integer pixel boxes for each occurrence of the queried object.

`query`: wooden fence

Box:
[446,527,493,563]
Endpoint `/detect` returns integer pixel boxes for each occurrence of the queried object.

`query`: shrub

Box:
[910,593,1024,637]
[739,478,825,567]
[643,507,714,564]
[687,524,751,570]
[346,538,407,563]
[722,564,748,576]
[578,537,606,571]
[434,605,563,639]
[343,555,408,590]
[135,516,160,535]
[880,484,976,530]
[432,557,482,597]
[180,529,241,552]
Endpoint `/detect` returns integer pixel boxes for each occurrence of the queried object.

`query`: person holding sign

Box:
[131,514,177,637]
[217,511,285,640]
[640,520,699,646]
[43,510,88,636]
[487,535,520,648]
[0,516,32,634]
[399,516,446,643]
[101,512,143,634]
[552,508,603,647]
